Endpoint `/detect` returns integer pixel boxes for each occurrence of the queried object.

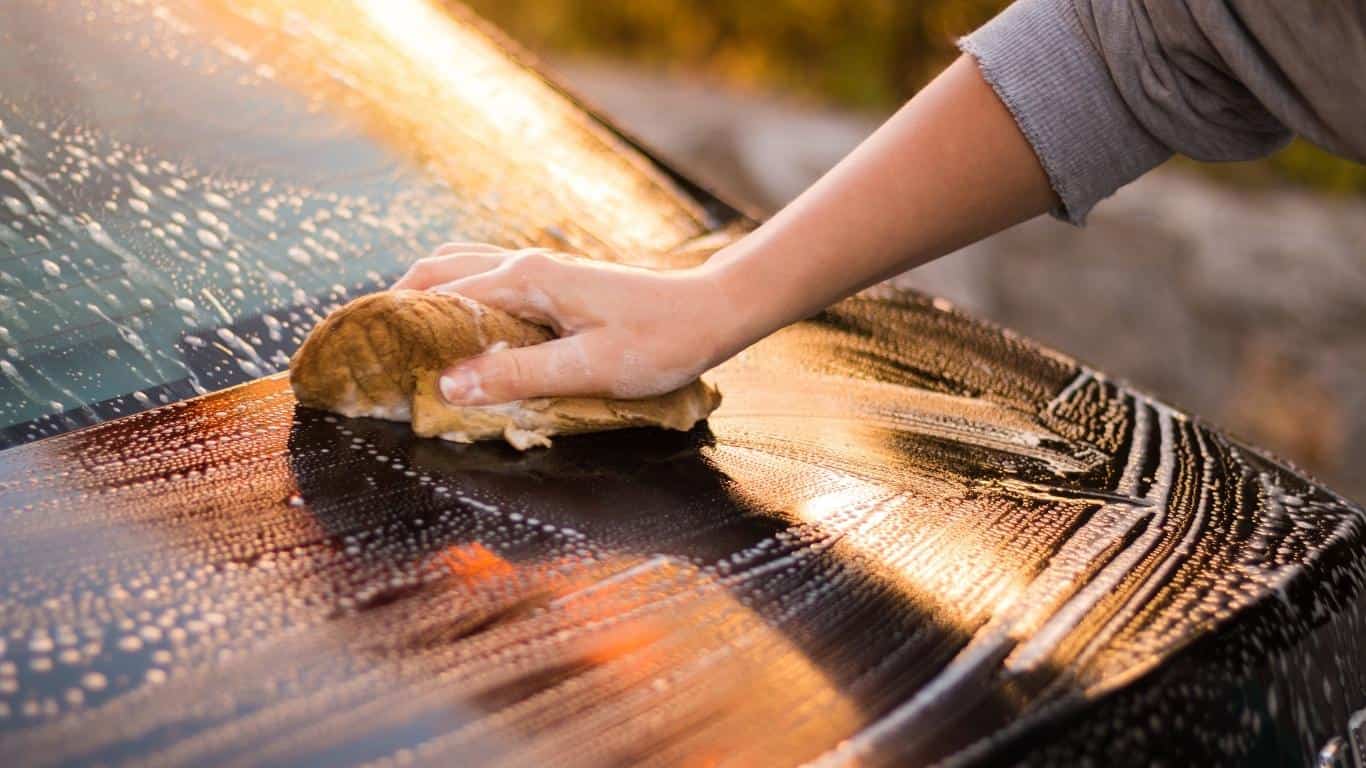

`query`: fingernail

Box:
[439,366,486,405]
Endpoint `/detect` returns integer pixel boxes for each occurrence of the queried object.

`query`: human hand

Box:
[391,243,747,405]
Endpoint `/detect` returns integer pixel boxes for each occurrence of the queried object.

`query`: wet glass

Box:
[0,0,713,448]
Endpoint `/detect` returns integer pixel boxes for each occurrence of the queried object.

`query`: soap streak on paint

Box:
[0,295,1363,766]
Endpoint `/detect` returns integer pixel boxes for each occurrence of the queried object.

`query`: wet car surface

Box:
[2,1,1366,767]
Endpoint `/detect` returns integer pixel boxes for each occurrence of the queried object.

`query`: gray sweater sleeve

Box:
[960,0,1366,224]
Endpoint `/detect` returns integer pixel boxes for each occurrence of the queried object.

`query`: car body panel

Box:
[3,294,1366,766]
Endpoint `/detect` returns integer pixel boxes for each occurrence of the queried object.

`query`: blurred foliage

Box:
[465,0,1366,195]
[466,0,998,108]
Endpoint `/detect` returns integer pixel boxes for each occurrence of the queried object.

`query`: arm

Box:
[392,55,1054,405]
[397,0,1363,406]
[703,55,1055,352]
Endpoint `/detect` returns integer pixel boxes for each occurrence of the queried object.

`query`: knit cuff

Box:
[958,0,1171,224]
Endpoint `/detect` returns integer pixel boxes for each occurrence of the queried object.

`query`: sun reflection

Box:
[795,478,1030,629]
[722,391,1041,633]
[192,0,709,260]
[433,542,514,587]
[414,544,864,762]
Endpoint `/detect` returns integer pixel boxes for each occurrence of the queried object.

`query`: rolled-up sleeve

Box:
[960,0,1366,224]
[959,0,1172,223]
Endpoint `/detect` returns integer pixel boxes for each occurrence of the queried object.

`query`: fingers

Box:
[391,243,526,290]
[432,250,581,330]
[391,253,503,290]
[439,334,607,404]
[432,242,506,257]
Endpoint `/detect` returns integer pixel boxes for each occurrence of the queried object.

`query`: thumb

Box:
[438,336,602,405]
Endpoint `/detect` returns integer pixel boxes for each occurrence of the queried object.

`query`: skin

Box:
[391,55,1056,405]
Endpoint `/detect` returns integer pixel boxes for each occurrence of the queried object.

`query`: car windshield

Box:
[0,0,716,449]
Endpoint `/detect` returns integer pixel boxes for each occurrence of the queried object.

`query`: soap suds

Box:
[335,399,411,422]
[290,291,721,450]
[503,424,552,450]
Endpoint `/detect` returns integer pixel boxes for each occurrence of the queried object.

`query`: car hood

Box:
[2,0,1365,765]
[3,288,1365,766]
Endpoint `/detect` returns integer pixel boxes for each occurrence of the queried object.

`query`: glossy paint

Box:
[2,295,1365,766]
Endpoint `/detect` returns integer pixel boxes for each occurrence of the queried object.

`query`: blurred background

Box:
[465,0,1366,502]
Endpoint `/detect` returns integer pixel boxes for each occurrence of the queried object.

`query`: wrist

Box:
[686,238,780,365]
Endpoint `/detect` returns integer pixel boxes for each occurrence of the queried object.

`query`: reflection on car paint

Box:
[2,295,1363,765]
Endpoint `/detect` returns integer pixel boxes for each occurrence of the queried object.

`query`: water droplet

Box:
[196,229,222,249]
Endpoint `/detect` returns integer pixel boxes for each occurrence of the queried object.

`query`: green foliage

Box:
[468,0,1001,107]
[467,0,1366,195]
[1267,141,1366,195]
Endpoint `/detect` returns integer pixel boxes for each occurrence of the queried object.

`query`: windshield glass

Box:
[0,0,715,448]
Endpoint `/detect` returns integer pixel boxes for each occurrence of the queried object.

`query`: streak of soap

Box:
[5,295,1362,766]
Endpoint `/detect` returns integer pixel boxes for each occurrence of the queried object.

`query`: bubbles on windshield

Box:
[0,0,714,449]
[195,229,223,250]
[0,103,461,446]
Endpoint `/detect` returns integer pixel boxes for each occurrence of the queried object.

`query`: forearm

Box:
[399,0,1354,407]
[701,55,1054,352]
[408,56,1058,404]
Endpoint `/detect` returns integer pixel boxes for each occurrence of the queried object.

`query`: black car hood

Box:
[3,292,1364,766]
[2,0,1365,765]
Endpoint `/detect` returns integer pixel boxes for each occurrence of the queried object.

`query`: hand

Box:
[390,56,1053,406]
[392,243,744,404]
